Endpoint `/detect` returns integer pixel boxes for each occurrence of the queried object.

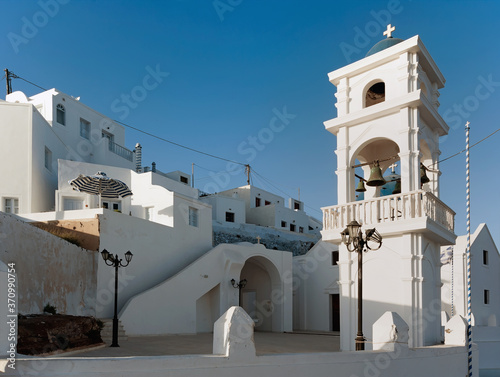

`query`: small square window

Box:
[265,200,271,206]
[255,197,261,207]
[180,176,189,184]
[189,207,198,227]
[332,251,339,265]
[80,118,91,139]
[281,221,287,228]
[44,147,52,172]
[483,250,489,265]
[4,198,19,214]
[290,224,296,232]
[299,226,304,233]
[294,201,300,210]
[225,212,235,223]
[484,289,490,305]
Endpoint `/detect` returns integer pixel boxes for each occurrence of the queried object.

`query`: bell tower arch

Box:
[321,26,456,351]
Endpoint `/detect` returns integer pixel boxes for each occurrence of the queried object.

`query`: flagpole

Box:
[465,121,473,377]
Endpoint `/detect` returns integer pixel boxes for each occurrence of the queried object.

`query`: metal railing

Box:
[322,190,455,233]
[108,140,133,162]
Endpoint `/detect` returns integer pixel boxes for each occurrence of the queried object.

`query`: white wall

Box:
[0,213,97,316]
[119,243,293,335]
[97,208,212,318]
[201,195,246,225]
[3,342,477,377]
[293,241,338,331]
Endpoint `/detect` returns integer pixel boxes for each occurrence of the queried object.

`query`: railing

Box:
[322,190,455,233]
[108,140,134,162]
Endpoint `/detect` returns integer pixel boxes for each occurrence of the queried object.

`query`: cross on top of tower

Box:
[383,24,396,38]
[389,162,398,173]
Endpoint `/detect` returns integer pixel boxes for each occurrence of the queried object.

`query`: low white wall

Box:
[3,344,477,377]
[0,213,97,315]
[474,326,500,369]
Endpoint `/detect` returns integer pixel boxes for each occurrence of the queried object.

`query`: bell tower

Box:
[321,25,456,350]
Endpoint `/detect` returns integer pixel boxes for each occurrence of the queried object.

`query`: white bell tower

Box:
[321,26,456,350]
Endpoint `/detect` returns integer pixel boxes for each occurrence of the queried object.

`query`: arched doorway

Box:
[239,256,283,332]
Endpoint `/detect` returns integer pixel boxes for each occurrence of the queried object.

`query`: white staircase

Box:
[100,318,128,344]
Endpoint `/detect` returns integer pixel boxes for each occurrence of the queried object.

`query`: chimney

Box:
[152,162,156,172]
[135,143,142,172]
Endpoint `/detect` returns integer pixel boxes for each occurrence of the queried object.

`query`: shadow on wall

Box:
[31,219,100,251]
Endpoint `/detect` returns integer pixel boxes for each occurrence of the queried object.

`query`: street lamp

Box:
[231,279,247,306]
[341,220,382,351]
[101,249,133,347]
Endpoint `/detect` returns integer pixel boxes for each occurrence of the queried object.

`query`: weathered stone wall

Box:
[213,223,317,256]
[0,213,97,316]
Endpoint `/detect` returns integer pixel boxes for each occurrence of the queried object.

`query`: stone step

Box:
[99,318,128,344]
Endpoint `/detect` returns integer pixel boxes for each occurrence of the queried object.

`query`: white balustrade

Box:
[322,190,455,233]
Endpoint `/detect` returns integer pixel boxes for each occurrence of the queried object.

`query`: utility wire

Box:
[434,127,500,165]
[114,119,247,166]
[10,71,48,92]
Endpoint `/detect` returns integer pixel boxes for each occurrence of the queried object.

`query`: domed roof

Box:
[366,37,404,57]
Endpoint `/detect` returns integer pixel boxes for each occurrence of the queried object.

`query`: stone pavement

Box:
[59,332,340,358]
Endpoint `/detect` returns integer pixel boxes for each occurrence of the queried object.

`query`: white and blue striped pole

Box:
[465,121,473,376]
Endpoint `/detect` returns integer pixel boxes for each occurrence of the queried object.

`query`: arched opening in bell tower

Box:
[364,81,385,108]
[352,138,400,201]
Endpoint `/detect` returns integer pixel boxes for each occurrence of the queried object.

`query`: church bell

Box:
[355,180,367,192]
[366,162,386,187]
[392,179,401,195]
[420,163,430,185]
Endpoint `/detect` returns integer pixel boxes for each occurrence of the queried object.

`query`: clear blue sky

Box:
[2,0,500,245]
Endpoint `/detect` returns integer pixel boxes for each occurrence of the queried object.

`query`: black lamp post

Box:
[341,220,382,351]
[231,279,247,305]
[101,249,133,347]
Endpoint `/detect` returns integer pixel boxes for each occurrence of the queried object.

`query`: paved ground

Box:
[59,332,340,357]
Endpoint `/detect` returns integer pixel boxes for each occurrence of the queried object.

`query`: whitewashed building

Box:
[441,223,500,370]
[0,89,136,214]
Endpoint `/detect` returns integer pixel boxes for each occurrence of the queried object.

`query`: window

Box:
[225,212,235,223]
[4,198,19,214]
[80,118,91,139]
[56,104,65,125]
[309,226,314,231]
[189,207,198,227]
[44,147,52,172]
[294,201,300,210]
[299,226,304,233]
[483,250,489,265]
[180,176,189,184]
[290,224,296,232]
[281,221,287,228]
[265,200,271,206]
[102,131,114,149]
[365,82,385,107]
[484,290,490,305]
[255,197,261,207]
[332,251,339,265]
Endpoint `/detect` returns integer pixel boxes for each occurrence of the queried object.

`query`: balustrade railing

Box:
[322,190,455,233]
[108,140,134,162]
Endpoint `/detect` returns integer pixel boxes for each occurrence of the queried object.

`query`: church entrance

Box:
[239,256,283,332]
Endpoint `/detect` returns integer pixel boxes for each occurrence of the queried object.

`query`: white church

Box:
[1,25,499,376]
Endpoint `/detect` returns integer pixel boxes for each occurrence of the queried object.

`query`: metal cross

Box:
[256,236,261,244]
[383,24,395,38]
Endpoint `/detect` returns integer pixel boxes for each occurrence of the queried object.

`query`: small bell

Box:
[355,180,367,192]
[420,163,430,185]
[366,162,386,187]
[392,179,401,194]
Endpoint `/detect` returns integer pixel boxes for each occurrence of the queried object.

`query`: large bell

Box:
[420,163,430,184]
[366,162,386,187]
[392,179,401,194]
[355,180,367,192]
